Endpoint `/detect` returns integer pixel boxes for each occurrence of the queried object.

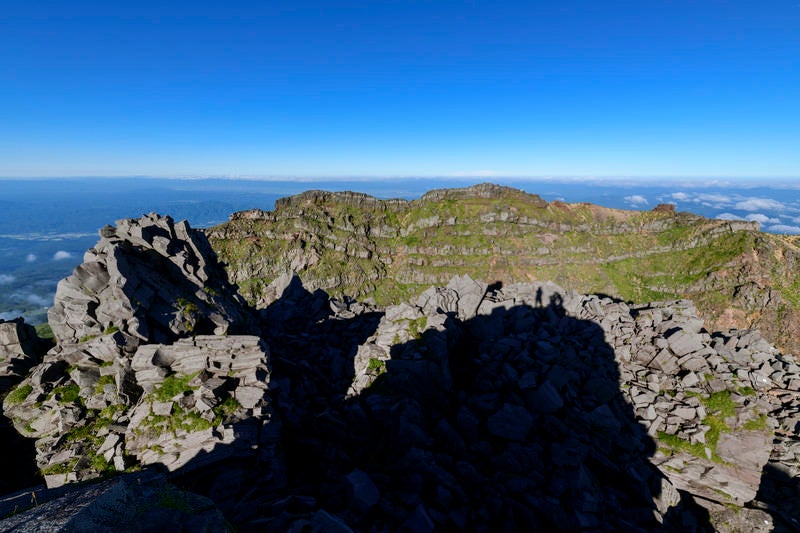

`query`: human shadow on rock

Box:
[755,462,800,532]
[272,293,711,531]
[169,285,713,531]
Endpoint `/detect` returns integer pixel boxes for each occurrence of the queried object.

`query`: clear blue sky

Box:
[1,1,798,179]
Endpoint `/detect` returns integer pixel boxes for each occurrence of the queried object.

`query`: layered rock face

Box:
[3,214,271,491]
[208,183,800,354]
[49,213,252,345]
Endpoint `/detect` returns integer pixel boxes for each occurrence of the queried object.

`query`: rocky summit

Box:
[1,191,800,531]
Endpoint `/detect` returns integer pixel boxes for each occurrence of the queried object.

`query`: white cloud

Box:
[697,193,732,204]
[665,191,732,209]
[734,198,786,212]
[0,232,95,241]
[22,293,51,306]
[746,213,781,224]
[767,224,800,235]
[0,311,22,321]
[0,274,15,284]
[716,213,744,221]
[624,195,649,207]
[53,250,73,260]
[26,254,37,262]
[11,291,52,307]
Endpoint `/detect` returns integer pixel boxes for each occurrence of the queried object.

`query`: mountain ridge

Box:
[207,183,800,353]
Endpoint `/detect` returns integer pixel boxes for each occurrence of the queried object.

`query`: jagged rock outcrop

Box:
[208,183,800,354]
[3,214,271,491]
[0,318,48,495]
[49,213,253,346]
[126,335,272,472]
[4,333,272,490]
[0,318,46,394]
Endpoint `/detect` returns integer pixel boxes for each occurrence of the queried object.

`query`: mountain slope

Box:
[207,183,800,352]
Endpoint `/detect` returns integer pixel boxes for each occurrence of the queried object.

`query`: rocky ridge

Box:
[3,214,272,491]
[1,208,800,530]
[208,183,800,354]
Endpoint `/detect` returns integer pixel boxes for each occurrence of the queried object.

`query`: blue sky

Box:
[1,1,798,179]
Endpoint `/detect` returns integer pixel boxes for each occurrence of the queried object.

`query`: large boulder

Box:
[48,213,253,346]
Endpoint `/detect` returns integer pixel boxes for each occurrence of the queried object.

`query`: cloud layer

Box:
[664,189,800,235]
[624,195,649,207]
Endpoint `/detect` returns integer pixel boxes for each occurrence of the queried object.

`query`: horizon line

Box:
[0,174,798,186]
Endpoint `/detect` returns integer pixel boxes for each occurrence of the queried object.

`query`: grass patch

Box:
[143,404,216,436]
[91,454,112,473]
[367,358,387,375]
[50,383,81,405]
[407,317,427,339]
[658,390,740,463]
[657,432,712,461]
[94,375,116,394]
[5,384,32,406]
[98,403,127,420]
[153,372,199,402]
[40,459,78,476]
[175,298,200,333]
[213,397,241,419]
[743,414,769,431]
[702,390,736,419]
[35,323,53,340]
[737,386,756,397]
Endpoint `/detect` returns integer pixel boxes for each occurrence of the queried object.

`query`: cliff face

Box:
[207,183,800,353]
